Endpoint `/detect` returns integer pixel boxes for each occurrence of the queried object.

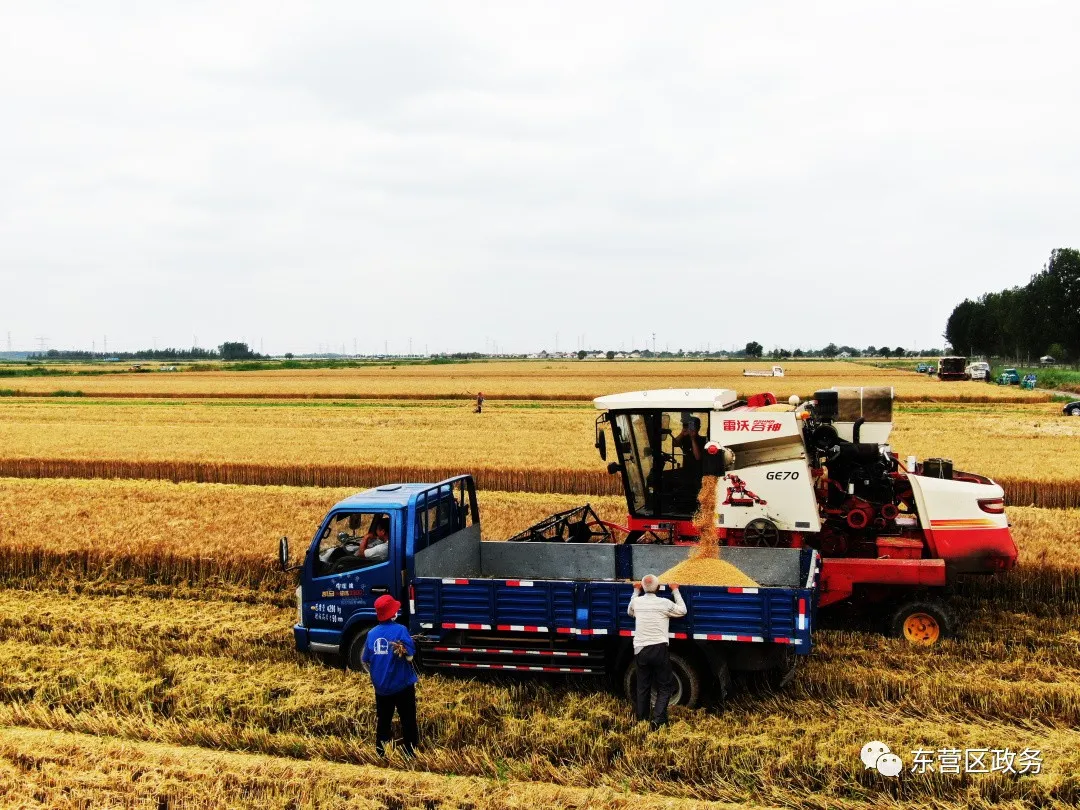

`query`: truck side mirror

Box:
[596,429,607,461]
[279,536,290,572]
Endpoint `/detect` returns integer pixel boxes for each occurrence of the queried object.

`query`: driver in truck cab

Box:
[357,516,391,562]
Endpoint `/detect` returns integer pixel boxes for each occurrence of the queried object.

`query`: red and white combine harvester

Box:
[593,386,1018,644]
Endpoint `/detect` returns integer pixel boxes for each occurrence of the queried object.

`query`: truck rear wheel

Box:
[622,650,704,709]
[888,599,956,646]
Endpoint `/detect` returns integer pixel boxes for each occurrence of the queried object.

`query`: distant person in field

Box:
[357,515,390,562]
[362,594,419,757]
[628,574,686,729]
[475,391,484,413]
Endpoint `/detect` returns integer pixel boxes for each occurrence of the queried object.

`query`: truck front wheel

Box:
[345,627,373,673]
[622,650,704,709]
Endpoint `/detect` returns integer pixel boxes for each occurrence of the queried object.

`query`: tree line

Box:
[29,342,263,362]
[945,248,1080,363]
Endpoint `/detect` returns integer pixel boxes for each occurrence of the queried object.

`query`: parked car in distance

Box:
[997,368,1021,386]
[916,362,933,373]
[966,361,991,381]
[1064,401,1080,416]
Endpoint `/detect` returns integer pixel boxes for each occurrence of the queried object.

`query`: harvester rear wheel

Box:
[888,599,955,646]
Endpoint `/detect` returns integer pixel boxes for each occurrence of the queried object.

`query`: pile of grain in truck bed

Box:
[654,475,760,587]
[657,556,759,587]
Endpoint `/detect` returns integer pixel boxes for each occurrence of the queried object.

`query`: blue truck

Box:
[281,475,821,707]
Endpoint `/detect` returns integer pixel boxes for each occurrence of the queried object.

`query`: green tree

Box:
[744,341,763,358]
[577,349,587,360]
[606,350,615,360]
[218,342,259,361]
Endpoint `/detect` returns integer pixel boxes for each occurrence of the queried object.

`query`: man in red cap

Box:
[362,594,419,756]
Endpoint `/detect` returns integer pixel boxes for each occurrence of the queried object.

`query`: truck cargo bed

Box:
[409,527,818,650]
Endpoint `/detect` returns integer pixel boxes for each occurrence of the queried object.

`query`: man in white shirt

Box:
[627,574,687,728]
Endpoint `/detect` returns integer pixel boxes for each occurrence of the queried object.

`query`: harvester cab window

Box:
[314,512,390,577]
[661,410,709,515]
[613,413,652,514]
[612,410,709,520]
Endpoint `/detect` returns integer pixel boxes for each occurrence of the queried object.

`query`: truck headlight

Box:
[295,585,303,626]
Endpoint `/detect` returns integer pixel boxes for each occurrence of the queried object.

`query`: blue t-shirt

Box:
[361,621,418,696]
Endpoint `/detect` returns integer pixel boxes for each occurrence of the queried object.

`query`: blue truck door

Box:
[305,510,399,640]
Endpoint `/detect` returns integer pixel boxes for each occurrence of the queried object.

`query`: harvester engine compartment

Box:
[803,387,923,558]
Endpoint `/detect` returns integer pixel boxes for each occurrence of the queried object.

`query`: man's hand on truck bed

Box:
[669,583,680,591]
[633,581,642,592]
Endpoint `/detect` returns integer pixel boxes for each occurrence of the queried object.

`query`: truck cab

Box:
[285,477,477,666]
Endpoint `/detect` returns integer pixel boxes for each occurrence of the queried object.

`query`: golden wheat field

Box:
[1,398,1079,507]
[1,359,1054,401]
[1,361,1079,808]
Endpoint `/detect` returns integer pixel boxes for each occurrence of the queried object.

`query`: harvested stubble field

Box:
[1,398,1079,505]
[0,359,1054,402]
[0,481,1077,806]
[0,576,1077,808]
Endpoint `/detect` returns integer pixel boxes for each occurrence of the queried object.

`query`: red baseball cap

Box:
[375,594,401,621]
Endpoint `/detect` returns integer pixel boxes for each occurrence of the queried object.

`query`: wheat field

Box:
[0,476,1076,610]
[1,398,1079,506]
[1,359,1053,401]
[1,360,1078,808]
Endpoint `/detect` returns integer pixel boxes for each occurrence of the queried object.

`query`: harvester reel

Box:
[742,518,781,548]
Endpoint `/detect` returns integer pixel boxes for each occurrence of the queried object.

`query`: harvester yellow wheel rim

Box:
[903,613,940,645]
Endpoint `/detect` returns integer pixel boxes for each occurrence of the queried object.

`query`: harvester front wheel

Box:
[888,599,955,646]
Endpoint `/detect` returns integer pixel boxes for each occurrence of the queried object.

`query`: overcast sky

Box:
[2,2,1078,355]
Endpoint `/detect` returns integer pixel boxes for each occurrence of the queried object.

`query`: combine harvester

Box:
[593,386,1018,644]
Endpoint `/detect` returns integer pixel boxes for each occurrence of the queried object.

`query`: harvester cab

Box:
[595,386,1018,643]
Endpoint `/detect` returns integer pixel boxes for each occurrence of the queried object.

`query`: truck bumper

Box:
[293,624,310,652]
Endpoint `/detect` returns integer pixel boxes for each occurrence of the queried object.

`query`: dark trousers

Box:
[635,643,674,727]
[375,684,418,756]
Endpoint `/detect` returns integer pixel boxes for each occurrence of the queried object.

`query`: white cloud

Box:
[2,1,1078,354]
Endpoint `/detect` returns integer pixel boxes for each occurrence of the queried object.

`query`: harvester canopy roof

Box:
[594,388,739,411]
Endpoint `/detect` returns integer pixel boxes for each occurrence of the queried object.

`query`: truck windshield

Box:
[314,512,390,577]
